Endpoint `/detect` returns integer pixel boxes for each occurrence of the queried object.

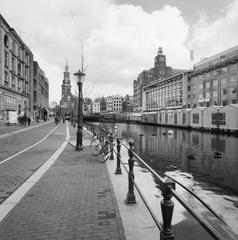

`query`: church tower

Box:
[61,62,72,98]
[60,62,76,116]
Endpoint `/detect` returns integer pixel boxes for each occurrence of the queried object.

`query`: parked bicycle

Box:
[89,128,114,163]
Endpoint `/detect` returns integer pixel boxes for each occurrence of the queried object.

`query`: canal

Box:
[101,122,238,239]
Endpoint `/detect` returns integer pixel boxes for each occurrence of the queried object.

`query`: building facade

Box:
[33,61,49,120]
[142,72,188,111]
[133,47,178,111]
[188,45,238,108]
[0,14,33,121]
[60,63,77,117]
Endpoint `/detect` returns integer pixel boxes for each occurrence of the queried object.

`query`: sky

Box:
[1,0,238,104]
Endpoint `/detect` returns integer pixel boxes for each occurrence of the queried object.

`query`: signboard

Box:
[4,95,17,106]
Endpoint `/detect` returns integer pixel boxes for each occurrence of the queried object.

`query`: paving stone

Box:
[0,124,126,240]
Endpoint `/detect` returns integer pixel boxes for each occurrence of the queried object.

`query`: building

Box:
[154,47,173,81]
[106,96,113,112]
[113,95,123,113]
[33,61,49,121]
[0,14,33,121]
[93,98,100,113]
[122,95,134,112]
[60,62,77,117]
[133,47,178,111]
[142,72,189,111]
[83,98,93,116]
[188,45,238,108]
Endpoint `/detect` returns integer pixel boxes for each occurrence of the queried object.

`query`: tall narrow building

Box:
[60,62,76,117]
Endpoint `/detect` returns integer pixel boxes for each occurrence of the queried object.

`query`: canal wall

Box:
[91,109,238,136]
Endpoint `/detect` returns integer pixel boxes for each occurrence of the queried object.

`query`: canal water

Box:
[102,122,238,239]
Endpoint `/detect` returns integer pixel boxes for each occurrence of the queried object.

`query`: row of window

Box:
[4,51,30,79]
[4,34,30,64]
[192,113,226,125]
[192,63,237,81]
[194,74,238,91]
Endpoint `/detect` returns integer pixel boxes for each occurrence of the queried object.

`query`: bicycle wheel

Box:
[90,138,102,156]
[100,152,110,163]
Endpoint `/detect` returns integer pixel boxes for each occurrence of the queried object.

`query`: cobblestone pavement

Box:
[0,121,58,161]
[0,120,53,136]
[0,123,126,240]
[0,124,65,204]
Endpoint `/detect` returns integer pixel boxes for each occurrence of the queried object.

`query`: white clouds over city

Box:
[0,0,237,103]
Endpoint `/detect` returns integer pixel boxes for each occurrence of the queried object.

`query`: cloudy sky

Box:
[1,0,238,104]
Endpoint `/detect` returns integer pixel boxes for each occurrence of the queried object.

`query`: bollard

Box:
[126,140,136,204]
[109,134,114,160]
[115,138,122,174]
[160,178,175,240]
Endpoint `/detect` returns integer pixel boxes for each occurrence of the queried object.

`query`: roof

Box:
[194,45,238,69]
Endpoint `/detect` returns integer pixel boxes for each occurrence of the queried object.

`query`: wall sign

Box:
[4,95,17,106]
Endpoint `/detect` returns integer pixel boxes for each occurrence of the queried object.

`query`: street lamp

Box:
[74,69,85,151]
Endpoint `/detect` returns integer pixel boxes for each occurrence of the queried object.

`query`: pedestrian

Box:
[23,115,27,126]
[27,117,31,126]
[55,116,58,125]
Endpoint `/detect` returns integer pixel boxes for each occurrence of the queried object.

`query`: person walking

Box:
[27,117,31,126]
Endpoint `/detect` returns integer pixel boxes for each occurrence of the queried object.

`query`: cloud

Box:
[1,0,237,103]
[188,0,238,62]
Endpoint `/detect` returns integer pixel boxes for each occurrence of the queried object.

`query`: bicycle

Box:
[89,128,114,163]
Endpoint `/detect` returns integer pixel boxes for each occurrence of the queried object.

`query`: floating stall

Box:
[219,104,238,132]
[190,107,207,129]
[203,105,224,130]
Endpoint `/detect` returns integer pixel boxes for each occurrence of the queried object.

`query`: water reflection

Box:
[116,123,238,194]
[102,122,238,235]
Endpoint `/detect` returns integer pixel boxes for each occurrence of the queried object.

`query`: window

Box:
[188,86,190,91]
[165,113,168,123]
[174,113,177,124]
[12,57,15,72]
[182,113,186,124]
[206,92,210,98]
[206,82,210,89]
[221,89,227,96]
[17,78,21,91]
[4,35,9,48]
[230,75,237,84]
[11,42,16,54]
[11,74,16,88]
[221,78,227,86]
[213,80,218,87]
[4,51,8,67]
[221,66,228,73]
[212,113,226,125]
[199,83,203,90]
[4,71,9,86]
[193,113,199,124]
[18,62,21,75]
[213,90,218,97]
[230,87,237,95]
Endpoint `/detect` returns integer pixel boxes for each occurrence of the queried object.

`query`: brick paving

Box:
[0,124,126,240]
[0,124,65,204]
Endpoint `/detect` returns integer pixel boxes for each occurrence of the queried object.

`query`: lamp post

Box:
[74,69,85,151]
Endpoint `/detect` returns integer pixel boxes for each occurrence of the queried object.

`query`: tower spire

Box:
[65,57,69,72]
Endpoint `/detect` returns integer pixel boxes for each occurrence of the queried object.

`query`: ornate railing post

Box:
[126,140,136,204]
[109,134,114,160]
[115,138,122,174]
[160,178,176,240]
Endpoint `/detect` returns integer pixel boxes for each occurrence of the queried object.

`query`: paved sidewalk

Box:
[0,123,126,240]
